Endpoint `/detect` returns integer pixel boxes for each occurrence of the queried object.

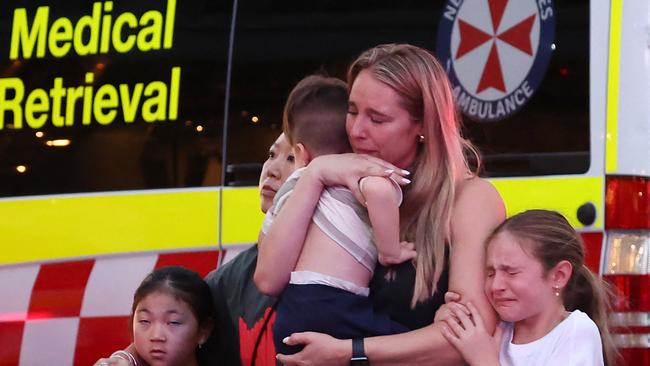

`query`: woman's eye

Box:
[138,319,150,325]
[508,271,519,276]
[347,110,358,116]
[169,321,182,326]
[268,151,276,159]
[287,155,295,163]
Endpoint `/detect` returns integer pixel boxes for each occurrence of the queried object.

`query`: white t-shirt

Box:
[499,310,604,366]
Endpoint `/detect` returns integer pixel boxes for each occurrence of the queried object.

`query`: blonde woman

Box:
[255,43,505,365]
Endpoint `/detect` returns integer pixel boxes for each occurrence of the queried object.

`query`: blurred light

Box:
[35,131,44,138]
[196,125,204,132]
[559,67,570,77]
[95,62,105,71]
[16,165,27,173]
[241,111,249,117]
[251,116,259,123]
[46,139,71,147]
[551,43,556,50]
[5,124,15,129]
[185,120,193,126]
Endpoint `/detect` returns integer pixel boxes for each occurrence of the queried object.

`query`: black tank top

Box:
[369,251,449,330]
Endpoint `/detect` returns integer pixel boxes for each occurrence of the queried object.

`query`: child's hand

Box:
[434,292,469,323]
[441,302,502,366]
[378,241,416,265]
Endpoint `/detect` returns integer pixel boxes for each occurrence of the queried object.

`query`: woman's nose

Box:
[266,160,281,178]
[347,114,367,139]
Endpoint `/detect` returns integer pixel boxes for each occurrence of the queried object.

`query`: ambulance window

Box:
[0,1,232,197]
[459,3,590,177]
[225,0,445,186]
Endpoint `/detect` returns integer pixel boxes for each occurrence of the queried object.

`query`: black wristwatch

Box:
[350,338,369,365]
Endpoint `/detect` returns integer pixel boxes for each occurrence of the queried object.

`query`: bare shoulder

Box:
[455,176,504,211]
[451,177,505,238]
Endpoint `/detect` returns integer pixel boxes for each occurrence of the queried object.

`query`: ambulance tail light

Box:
[603,176,650,365]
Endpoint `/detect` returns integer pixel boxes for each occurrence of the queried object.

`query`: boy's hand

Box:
[378,241,416,265]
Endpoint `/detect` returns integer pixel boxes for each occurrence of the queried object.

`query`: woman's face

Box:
[259,134,295,213]
[484,232,558,325]
[347,69,422,169]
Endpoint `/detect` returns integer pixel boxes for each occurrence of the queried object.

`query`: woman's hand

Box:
[440,302,502,366]
[308,154,409,204]
[276,332,351,366]
[92,357,130,366]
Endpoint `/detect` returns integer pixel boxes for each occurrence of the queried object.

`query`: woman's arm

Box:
[277,177,505,365]
[254,154,402,296]
[447,178,503,334]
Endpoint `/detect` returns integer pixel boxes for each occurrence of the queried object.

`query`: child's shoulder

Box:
[566,310,600,335]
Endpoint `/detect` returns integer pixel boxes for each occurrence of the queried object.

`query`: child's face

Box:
[133,291,204,366]
[484,232,557,324]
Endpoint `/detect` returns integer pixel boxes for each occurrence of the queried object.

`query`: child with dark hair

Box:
[439,210,617,366]
[255,75,416,355]
[100,266,215,366]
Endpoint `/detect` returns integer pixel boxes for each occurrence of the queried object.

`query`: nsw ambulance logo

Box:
[436,0,555,122]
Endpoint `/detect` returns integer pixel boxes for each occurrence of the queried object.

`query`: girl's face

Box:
[346,69,423,169]
[133,291,208,366]
[259,133,295,213]
[484,232,558,325]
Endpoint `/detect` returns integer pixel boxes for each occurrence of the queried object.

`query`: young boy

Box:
[255,75,416,355]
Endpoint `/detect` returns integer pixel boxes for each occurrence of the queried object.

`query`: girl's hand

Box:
[434,291,469,324]
[440,302,502,366]
[276,332,350,366]
[308,154,409,204]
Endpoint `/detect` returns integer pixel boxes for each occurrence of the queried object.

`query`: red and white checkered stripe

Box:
[0,247,246,366]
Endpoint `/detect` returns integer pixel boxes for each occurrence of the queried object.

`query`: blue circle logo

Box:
[436,0,555,122]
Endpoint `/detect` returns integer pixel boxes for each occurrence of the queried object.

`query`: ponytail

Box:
[565,265,618,366]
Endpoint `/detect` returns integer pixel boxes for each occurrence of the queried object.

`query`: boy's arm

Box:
[361,176,415,265]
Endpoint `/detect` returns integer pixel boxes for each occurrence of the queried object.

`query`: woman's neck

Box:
[512,304,568,344]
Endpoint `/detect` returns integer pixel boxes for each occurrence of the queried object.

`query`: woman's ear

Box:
[294,143,311,168]
[550,260,573,289]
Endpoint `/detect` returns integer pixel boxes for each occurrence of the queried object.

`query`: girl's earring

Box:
[418,134,425,143]
[554,285,560,297]
[198,342,203,349]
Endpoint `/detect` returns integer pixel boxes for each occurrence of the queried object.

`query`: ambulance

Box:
[0,0,647,365]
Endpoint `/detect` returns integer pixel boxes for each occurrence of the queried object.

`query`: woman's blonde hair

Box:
[488,210,618,366]
[348,44,480,307]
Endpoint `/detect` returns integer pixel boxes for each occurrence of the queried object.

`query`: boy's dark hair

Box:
[282,75,351,156]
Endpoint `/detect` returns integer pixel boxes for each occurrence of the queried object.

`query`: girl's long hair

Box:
[488,210,618,366]
[348,44,480,307]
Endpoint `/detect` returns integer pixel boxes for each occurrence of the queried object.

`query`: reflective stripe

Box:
[0,176,604,265]
[490,176,603,229]
[221,186,265,244]
[612,333,650,348]
[606,0,623,173]
[610,312,650,327]
[1,189,220,265]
